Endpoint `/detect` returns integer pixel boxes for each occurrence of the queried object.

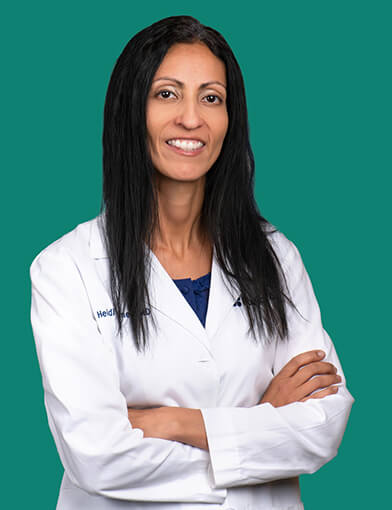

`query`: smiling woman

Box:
[30,15,353,510]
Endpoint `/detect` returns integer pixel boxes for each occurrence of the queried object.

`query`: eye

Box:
[156,90,176,99]
[203,94,222,104]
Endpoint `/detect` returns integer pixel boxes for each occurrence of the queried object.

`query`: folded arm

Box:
[128,348,342,452]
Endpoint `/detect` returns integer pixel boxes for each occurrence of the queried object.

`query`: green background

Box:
[2,1,390,508]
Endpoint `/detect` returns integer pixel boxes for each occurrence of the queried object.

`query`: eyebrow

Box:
[152,77,227,90]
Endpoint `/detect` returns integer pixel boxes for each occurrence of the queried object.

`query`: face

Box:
[146,42,229,183]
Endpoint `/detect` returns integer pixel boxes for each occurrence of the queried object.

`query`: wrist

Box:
[172,408,209,450]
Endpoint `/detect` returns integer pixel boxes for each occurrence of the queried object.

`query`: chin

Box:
[172,173,207,183]
[157,166,209,183]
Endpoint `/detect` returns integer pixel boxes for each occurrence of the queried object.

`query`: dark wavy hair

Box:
[101,15,292,352]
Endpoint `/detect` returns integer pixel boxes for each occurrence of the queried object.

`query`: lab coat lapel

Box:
[205,249,240,340]
[147,250,211,352]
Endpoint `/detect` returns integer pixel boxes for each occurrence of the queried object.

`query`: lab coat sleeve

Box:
[30,242,226,502]
[200,238,354,489]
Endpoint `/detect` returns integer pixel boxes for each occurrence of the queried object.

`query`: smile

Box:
[165,138,206,156]
[166,139,205,151]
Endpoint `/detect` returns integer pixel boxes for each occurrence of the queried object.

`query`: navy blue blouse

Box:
[172,272,211,327]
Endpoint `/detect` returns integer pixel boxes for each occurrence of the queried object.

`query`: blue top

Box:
[173,272,211,327]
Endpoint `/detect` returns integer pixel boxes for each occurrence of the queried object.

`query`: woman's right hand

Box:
[259,350,341,408]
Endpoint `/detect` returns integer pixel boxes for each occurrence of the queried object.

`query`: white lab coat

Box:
[30,216,353,510]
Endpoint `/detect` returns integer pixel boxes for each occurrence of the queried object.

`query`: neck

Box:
[152,173,208,258]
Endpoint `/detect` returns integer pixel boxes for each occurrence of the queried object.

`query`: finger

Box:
[300,374,342,397]
[279,350,326,377]
[294,361,337,386]
[300,385,339,402]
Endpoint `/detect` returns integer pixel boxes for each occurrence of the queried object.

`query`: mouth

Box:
[165,138,206,156]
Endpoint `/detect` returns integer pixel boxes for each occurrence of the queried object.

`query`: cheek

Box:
[146,104,161,146]
[213,113,229,148]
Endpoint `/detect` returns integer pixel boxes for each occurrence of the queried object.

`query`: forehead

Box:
[153,42,226,85]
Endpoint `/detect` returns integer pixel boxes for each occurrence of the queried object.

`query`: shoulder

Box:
[263,222,299,269]
[30,216,102,278]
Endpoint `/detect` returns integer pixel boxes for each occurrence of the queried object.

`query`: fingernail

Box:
[317,350,325,357]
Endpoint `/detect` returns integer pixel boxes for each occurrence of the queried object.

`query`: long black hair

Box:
[102,15,292,352]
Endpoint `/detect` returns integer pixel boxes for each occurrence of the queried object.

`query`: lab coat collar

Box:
[88,216,240,348]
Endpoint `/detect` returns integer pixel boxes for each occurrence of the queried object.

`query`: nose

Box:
[174,97,203,130]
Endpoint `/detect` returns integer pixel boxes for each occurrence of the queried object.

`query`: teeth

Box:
[167,139,204,151]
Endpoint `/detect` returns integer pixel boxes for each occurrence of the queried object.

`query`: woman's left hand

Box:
[127,406,178,441]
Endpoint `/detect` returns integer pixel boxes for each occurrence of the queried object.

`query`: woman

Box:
[30,15,353,510]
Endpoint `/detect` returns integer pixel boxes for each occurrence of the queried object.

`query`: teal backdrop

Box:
[2,1,390,508]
